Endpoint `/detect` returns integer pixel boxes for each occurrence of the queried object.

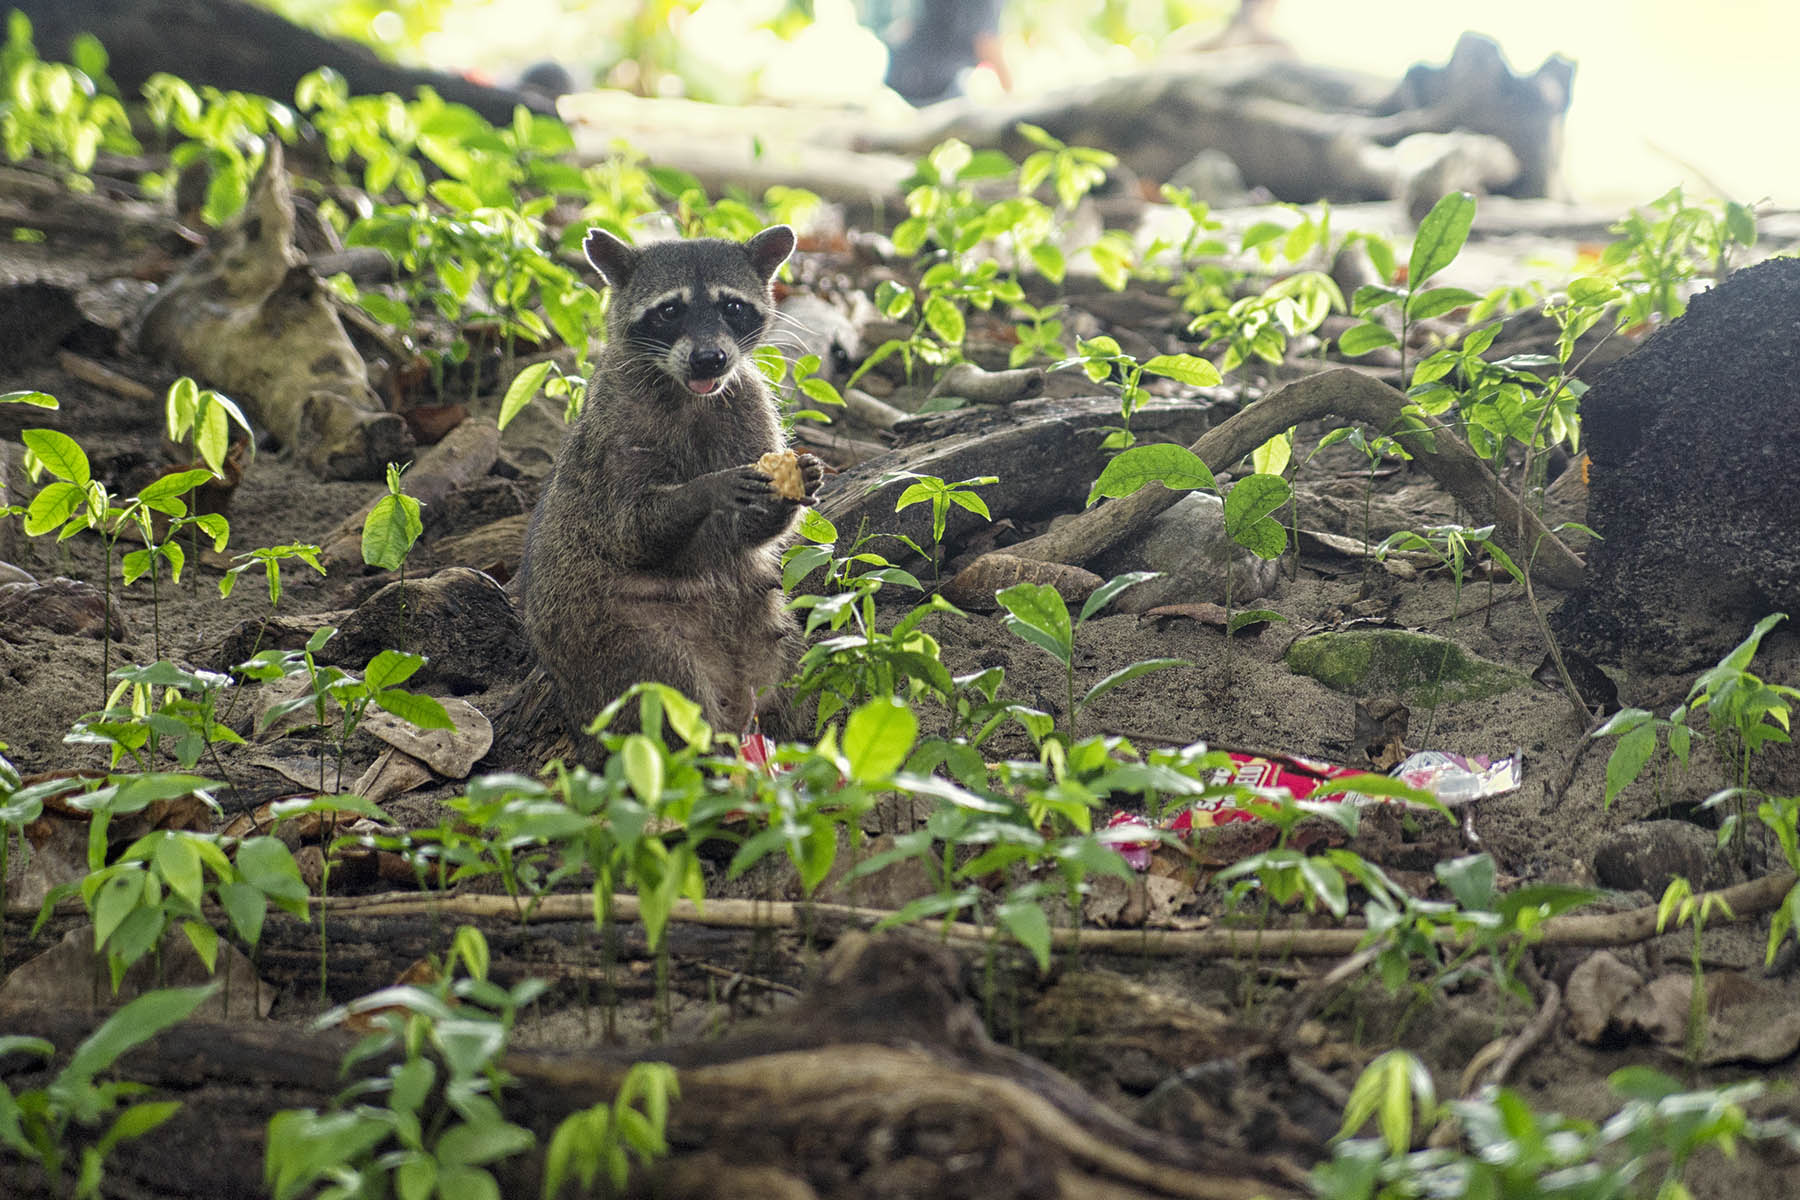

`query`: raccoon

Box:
[518,225,824,747]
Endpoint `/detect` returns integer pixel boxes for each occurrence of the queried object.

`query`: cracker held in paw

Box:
[757,450,805,501]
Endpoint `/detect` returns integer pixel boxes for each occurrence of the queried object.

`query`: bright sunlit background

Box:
[339,0,1798,210]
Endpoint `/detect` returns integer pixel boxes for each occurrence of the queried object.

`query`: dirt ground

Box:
[4,200,1800,1195]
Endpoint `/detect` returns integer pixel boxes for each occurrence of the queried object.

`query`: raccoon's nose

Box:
[689,347,728,379]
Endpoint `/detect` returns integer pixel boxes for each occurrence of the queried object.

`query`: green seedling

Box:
[1656,876,1734,1065]
[17,427,228,687]
[886,470,995,579]
[362,461,424,645]
[996,570,1184,743]
[1595,613,1794,809]
[139,73,295,224]
[66,661,243,776]
[543,1062,679,1200]
[0,15,137,186]
[0,984,215,1199]
[1339,190,1480,383]
[1057,340,1219,449]
[237,629,454,793]
[266,929,547,1200]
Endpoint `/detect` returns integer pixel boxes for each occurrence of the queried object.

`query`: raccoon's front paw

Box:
[795,452,826,501]
[710,464,783,514]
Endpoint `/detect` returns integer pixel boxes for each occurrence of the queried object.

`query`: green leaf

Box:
[1085,443,1216,508]
[1337,1049,1433,1155]
[153,834,205,908]
[181,919,219,973]
[217,881,269,946]
[60,984,216,1092]
[92,870,146,951]
[1082,657,1187,707]
[361,493,423,571]
[1077,570,1159,624]
[923,294,965,346]
[1405,286,1481,320]
[374,689,455,731]
[99,1099,181,1154]
[620,734,664,805]
[1407,191,1476,288]
[997,897,1052,972]
[22,428,90,485]
[235,837,310,910]
[1336,322,1398,357]
[23,480,86,536]
[1141,354,1221,387]
[363,649,425,693]
[434,1120,536,1168]
[1222,474,1292,559]
[995,582,1072,665]
[498,360,553,432]
[1604,721,1658,806]
[1,390,57,408]
[843,697,918,783]
[138,469,213,508]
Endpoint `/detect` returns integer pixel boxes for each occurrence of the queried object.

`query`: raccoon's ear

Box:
[583,229,639,287]
[744,225,796,283]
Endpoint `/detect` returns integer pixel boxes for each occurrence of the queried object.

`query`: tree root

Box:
[1000,367,1586,591]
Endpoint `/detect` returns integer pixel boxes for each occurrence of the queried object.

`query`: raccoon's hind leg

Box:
[555,625,742,741]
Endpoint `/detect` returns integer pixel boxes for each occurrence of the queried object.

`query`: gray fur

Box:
[519,225,823,746]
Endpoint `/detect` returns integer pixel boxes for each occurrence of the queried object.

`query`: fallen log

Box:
[0,934,1307,1200]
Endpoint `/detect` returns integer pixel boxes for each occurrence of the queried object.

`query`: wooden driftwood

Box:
[136,142,412,481]
[0,933,1307,1200]
[870,33,1573,207]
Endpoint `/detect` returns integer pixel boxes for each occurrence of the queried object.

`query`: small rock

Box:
[0,576,128,639]
[324,567,529,692]
[1615,973,1693,1045]
[1285,629,1532,704]
[939,553,1102,613]
[1592,820,1741,894]
[1564,950,1643,1044]
[1110,492,1281,612]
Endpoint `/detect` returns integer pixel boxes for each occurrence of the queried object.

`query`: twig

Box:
[306,868,1798,959]
[1545,713,1612,811]
[55,351,157,403]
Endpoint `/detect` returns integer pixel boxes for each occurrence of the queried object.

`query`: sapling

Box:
[361,461,424,647]
[17,428,227,691]
[1339,190,1480,384]
[1056,339,1219,449]
[886,470,996,582]
[995,570,1185,744]
[162,376,253,591]
[237,629,453,793]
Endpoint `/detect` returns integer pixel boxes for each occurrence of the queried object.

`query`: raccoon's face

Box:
[584,226,795,398]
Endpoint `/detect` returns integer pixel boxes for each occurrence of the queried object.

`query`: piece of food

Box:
[757,450,804,501]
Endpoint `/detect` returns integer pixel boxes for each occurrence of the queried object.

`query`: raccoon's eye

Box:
[831,344,852,373]
[720,297,751,321]
[651,299,684,323]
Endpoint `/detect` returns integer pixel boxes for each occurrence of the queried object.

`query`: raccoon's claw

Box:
[795,453,826,501]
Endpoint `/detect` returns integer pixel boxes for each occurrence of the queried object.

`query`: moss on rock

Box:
[1285,629,1531,706]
